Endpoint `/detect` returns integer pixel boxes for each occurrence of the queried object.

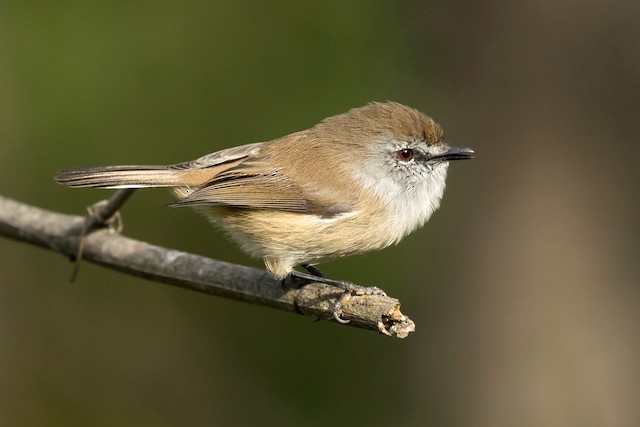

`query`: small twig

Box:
[71,189,136,282]
[0,195,415,338]
[84,188,136,232]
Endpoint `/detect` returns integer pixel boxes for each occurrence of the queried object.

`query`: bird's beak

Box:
[429,146,475,162]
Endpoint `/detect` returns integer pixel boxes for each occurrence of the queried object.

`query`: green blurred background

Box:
[1,1,639,426]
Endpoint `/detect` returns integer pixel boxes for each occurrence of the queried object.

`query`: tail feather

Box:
[55,165,187,189]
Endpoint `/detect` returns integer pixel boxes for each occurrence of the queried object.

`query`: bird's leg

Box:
[301,263,324,277]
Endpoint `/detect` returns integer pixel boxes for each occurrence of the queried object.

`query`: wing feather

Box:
[170,142,262,170]
[169,153,310,212]
[169,141,354,217]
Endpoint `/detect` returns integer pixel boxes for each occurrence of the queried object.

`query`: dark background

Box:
[1,1,639,425]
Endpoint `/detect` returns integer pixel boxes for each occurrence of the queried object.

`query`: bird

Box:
[56,102,474,319]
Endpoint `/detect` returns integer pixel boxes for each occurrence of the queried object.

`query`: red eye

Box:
[397,148,414,161]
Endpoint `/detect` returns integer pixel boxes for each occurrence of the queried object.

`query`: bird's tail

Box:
[55,165,204,189]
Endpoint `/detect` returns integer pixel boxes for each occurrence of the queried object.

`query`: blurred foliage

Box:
[1,1,639,426]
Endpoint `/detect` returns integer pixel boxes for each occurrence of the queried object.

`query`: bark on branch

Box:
[0,195,415,338]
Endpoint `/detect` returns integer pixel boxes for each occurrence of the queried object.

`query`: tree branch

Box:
[0,195,415,338]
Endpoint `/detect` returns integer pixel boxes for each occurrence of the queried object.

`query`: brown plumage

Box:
[56,102,473,278]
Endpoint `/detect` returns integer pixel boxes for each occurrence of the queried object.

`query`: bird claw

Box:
[331,284,387,324]
[287,269,387,324]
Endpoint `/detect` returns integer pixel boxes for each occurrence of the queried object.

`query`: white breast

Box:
[351,160,449,244]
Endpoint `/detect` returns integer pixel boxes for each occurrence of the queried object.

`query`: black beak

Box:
[428,146,475,162]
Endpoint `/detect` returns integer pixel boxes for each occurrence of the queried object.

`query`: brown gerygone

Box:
[55,102,473,309]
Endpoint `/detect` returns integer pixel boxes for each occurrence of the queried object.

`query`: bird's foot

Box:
[287,269,387,323]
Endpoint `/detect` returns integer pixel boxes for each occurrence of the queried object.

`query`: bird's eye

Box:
[397,148,414,162]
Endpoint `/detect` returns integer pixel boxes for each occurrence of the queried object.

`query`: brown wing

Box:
[169,139,354,216]
[168,154,311,213]
[170,142,263,170]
